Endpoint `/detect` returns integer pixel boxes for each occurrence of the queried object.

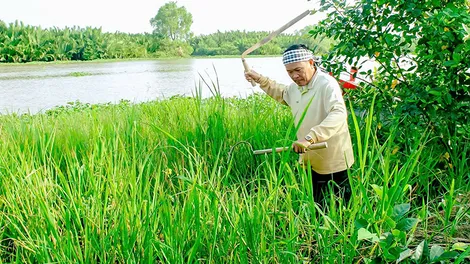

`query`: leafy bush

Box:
[311,0,470,152]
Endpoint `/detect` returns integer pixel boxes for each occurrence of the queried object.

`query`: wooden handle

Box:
[241,10,315,88]
[307,142,328,150]
[242,59,256,87]
[253,147,290,155]
[253,142,328,155]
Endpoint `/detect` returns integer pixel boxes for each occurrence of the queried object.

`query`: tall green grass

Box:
[0,89,468,262]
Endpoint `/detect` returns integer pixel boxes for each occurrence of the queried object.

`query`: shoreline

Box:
[0,55,281,66]
[0,93,263,117]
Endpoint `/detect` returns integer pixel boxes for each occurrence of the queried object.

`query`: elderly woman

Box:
[244,44,355,203]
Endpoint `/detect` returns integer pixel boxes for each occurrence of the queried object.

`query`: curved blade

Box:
[241,10,315,58]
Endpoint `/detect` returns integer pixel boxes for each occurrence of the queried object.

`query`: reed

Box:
[0,85,468,263]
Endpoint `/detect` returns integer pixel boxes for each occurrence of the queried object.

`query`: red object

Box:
[329,67,358,91]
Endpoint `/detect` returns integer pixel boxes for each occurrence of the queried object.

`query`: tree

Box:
[0,21,169,62]
[310,0,470,150]
[150,2,193,41]
[0,20,6,31]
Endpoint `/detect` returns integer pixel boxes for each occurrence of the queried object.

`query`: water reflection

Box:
[0,57,374,114]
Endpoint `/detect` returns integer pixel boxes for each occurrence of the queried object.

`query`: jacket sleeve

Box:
[306,82,347,143]
[257,75,289,105]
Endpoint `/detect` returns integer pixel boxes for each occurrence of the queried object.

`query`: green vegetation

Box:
[0,84,469,262]
[311,0,470,152]
[68,72,92,77]
[150,1,193,41]
[190,28,333,56]
[0,1,469,262]
[0,1,332,63]
[0,21,163,62]
[0,20,326,63]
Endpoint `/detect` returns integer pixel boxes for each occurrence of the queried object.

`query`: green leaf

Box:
[355,218,369,229]
[429,90,441,96]
[396,218,418,231]
[397,249,413,263]
[443,60,458,67]
[412,240,425,261]
[380,232,394,247]
[175,175,193,182]
[430,245,444,261]
[453,52,462,63]
[392,203,410,218]
[371,184,383,197]
[384,216,396,229]
[392,229,406,240]
[455,245,470,263]
[463,24,470,42]
[464,23,470,34]
[444,93,452,104]
[452,242,468,251]
[358,228,379,242]
[435,251,459,261]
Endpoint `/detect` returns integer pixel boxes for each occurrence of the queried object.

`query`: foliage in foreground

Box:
[0,92,469,263]
[311,0,470,154]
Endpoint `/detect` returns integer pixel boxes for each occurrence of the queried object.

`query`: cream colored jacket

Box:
[257,70,355,174]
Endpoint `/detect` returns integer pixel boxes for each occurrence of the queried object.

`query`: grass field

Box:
[0,90,469,263]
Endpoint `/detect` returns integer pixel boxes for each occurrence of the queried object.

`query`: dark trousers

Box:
[311,170,351,204]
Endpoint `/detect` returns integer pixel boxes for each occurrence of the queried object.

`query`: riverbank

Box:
[0,54,281,66]
[1,93,468,262]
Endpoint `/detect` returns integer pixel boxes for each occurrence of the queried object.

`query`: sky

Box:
[1,0,325,35]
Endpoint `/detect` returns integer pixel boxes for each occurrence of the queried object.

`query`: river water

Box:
[0,57,375,114]
[0,57,297,114]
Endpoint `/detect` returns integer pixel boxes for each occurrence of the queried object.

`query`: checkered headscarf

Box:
[282,48,314,65]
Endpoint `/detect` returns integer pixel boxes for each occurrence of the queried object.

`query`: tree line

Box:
[190,28,333,56]
[0,19,332,63]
